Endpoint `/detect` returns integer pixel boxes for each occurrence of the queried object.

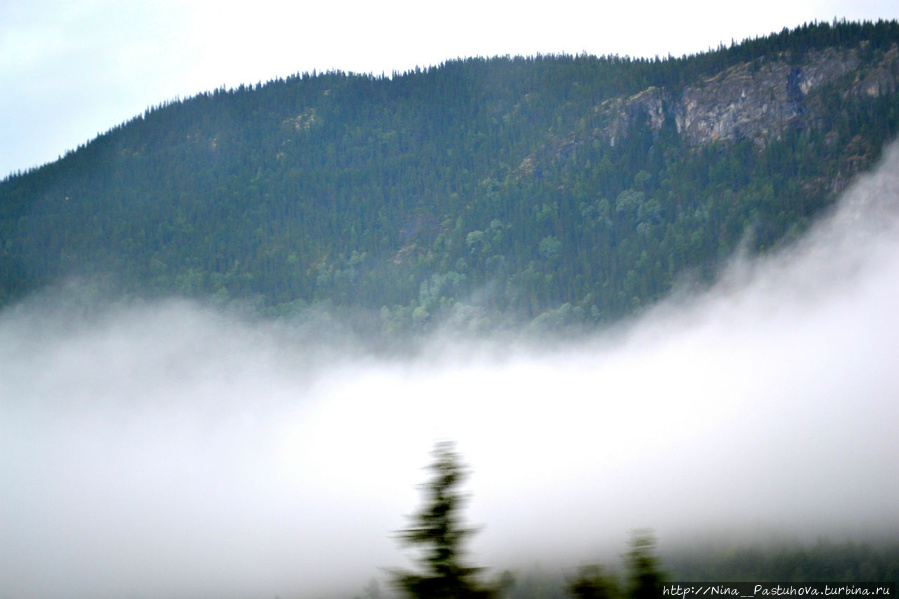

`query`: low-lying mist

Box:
[3,145,899,598]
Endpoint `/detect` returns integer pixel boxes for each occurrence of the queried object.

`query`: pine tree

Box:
[391,441,501,599]
[625,531,667,599]
[565,531,667,599]
[567,564,620,599]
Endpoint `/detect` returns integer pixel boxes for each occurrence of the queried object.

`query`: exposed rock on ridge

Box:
[599,44,899,147]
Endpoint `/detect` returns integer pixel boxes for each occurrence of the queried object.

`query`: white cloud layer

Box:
[2,142,899,597]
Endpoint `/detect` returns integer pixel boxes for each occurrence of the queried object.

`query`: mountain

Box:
[2,19,898,338]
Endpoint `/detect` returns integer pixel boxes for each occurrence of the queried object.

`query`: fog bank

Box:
[3,146,899,598]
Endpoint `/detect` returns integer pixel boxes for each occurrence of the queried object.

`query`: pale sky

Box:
[2,0,898,179]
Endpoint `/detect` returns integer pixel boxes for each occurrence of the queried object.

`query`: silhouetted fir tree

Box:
[564,532,667,599]
[567,565,621,599]
[625,531,667,599]
[391,441,502,599]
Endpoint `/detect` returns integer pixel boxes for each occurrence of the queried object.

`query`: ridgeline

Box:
[2,19,898,338]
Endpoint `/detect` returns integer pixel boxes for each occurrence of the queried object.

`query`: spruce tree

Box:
[391,441,500,599]
[625,531,666,599]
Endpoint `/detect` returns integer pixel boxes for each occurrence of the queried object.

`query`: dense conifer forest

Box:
[2,19,898,338]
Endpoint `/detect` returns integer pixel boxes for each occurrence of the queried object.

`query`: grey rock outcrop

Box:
[598,44,899,147]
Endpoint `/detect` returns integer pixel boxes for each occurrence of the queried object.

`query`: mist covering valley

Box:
[1,125,898,597]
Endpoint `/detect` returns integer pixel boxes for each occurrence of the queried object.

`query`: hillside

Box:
[2,19,898,337]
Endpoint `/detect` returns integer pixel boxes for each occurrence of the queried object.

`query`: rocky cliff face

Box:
[599,44,899,148]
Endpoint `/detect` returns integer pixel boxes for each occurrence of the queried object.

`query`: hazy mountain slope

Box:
[1,20,898,336]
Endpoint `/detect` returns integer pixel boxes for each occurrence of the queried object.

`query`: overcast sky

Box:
[2,0,899,179]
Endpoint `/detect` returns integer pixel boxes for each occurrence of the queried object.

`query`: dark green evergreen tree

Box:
[392,441,502,599]
[566,531,667,599]
[567,564,620,599]
[625,531,667,599]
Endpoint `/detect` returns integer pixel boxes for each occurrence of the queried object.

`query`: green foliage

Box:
[1,20,897,336]
[625,532,667,599]
[567,565,620,599]
[566,531,667,599]
[504,536,898,599]
[392,441,504,599]
[667,538,899,583]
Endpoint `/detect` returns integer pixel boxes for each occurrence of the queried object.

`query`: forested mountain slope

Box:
[2,20,898,336]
